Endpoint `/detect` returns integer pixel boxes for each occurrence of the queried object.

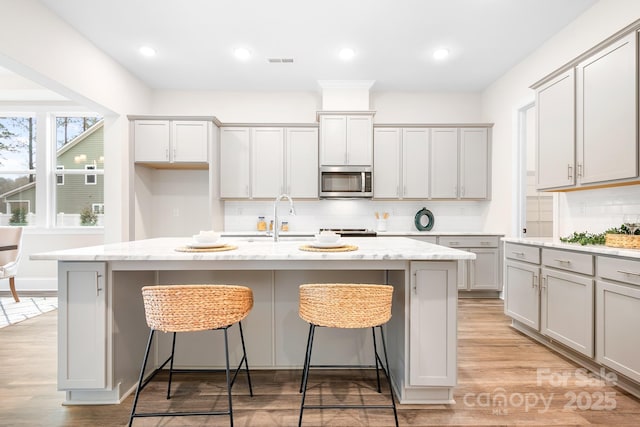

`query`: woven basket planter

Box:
[299,284,393,328]
[605,233,640,249]
[141,284,253,332]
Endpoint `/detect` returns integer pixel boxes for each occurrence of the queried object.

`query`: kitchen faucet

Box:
[272,194,296,242]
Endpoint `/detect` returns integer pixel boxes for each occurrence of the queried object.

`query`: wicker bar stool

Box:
[128,284,254,427]
[298,283,398,427]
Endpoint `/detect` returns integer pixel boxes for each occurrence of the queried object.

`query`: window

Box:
[92,203,104,214]
[0,112,103,228]
[85,164,96,185]
[56,166,64,185]
[54,115,104,227]
[0,115,37,225]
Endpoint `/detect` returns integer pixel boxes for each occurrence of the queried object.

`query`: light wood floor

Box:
[1,299,639,426]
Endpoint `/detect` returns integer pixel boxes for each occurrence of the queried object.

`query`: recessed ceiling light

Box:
[339,48,355,61]
[433,48,449,60]
[139,46,156,57]
[234,47,252,61]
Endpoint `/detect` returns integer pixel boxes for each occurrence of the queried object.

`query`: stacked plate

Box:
[309,231,344,248]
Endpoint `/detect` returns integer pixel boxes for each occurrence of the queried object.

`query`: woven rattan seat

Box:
[299,284,392,328]
[129,284,254,427]
[142,284,253,332]
[297,283,398,427]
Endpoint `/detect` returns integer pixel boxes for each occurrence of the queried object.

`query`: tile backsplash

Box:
[559,186,640,235]
[224,199,489,233]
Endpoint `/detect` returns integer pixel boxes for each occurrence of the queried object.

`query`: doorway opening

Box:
[516,101,554,238]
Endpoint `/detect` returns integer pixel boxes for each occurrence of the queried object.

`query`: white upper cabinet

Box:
[577,32,637,185]
[536,71,575,190]
[252,128,285,198]
[460,128,489,199]
[220,127,251,198]
[430,128,459,199]
[402,128,430,199]
[535,30,639,191]
[373,128,401,198]
[374,128,429,199]
[220,126,318,199]
[286,128,319,198]
[134,120,170,162]
[134,120,209,165]
[319,113,373,166]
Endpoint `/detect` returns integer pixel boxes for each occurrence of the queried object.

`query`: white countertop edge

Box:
[31,236,476,262]
[502,237,640,259]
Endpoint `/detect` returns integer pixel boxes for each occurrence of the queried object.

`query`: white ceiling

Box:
[18,0,598,95]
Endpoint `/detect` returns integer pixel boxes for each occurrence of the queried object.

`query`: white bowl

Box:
[193,232,220,243]
[315,232,340,243]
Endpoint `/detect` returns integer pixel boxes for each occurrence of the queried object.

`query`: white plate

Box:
[308,240,344,248]
[188,241,227,248]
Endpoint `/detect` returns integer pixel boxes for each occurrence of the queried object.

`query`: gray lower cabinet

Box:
[540,248,594,357]
[541,267,594,357]
[504,258,540,330]
[596,256,640,383]
[504,240,640,397]
[58,262,107,390]
[439,236,501,291]
[410,262,457,386]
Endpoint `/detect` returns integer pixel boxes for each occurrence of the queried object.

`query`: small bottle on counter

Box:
[281,221,289,232]
[257,216,266,231]
[269,220,274,231]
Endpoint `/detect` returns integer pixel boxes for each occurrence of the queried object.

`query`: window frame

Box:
[84,164,97,185]
[0,110,104,229]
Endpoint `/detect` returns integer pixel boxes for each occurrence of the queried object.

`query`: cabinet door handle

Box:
[449,241,459,246]
[541,276,547,290]
[245,185,249,196]
[165,148,170,161]
[554,258,572,265]
[173,147,177,160]
[567,164,573,180]
[617,269,640,277]
[403,185,407,197]
[480,241,492,246]
[512,251,525,257]
[461,185,465,197]
[532,274,538,288]
[577,163,583,177]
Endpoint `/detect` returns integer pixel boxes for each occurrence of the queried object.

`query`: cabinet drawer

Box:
[438,236,499,248]
[597,256,640,287]
[505,243,540,264]
[542,248,593,275]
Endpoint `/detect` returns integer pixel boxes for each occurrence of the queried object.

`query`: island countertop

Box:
[31,236,476,262]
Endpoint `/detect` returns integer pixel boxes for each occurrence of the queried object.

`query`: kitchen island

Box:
[32,236,474,405]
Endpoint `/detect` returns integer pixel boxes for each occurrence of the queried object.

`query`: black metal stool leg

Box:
[224,327,234,427]
[299,323,314,393]
[237,321,253,396]
[166,331,177,399]
[128,329,155,427]
[298,324,316,427]
[378,326,399,427]
[372,326,382,393]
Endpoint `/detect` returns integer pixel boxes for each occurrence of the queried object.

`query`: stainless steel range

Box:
[319,228,377,237]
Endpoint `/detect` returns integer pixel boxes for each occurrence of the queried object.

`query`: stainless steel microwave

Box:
[319,166,373,198]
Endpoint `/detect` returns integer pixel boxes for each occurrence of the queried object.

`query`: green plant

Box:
[80,206,98,226]
[9,208,27,225]
[559,224,637,245]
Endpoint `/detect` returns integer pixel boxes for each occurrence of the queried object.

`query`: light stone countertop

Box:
[502,237,640,260]
[31,236,476,262]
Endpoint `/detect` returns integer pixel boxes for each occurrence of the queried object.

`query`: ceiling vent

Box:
[268,58,294,63]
